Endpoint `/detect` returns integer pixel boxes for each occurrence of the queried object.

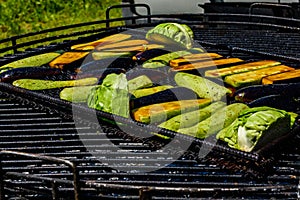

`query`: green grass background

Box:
[0,0,123,55]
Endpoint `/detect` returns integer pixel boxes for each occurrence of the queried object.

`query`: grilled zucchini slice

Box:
[170,58,243,71]
[0,52,60,74]
[224,65,295,88]
[71,33,132,50]
[170,53,222,67]
[49,52,89,69]
[262,69,300,84]
[132,99,211,124]
[205,60,281,78]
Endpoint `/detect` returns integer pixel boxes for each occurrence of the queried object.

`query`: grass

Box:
[0,0,124,55]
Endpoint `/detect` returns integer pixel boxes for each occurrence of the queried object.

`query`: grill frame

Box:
[0,5,300,199]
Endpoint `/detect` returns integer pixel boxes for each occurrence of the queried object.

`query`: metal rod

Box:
[0,150,80,200]
[106,4,151,28]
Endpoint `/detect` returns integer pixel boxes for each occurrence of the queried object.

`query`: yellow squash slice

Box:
[224,65,295,88]
[170,58,243,71]
[262,69,300,84]
[205,60,281,78]
[71,33,132,50]
[49,51,89,69]
[132,99,211,124]
[170,53,222,67]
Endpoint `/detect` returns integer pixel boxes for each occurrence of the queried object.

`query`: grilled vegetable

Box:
[142,48,204,69]
[262,69,300,84]
[234,83,300,103]
[96,39,149,51]
[174,72,232,101]
[125,69,168,83]
[132,99,211,124]
[170,58,243,71]
[71,33,132,50]
[87,73,129,118]
[178,103,249,139]
[130,87,198,109]
[76,68,126,84]
[127,75,153,92]
[12,77,98,90]
[133,49,171,63]
[205,60,281,78]
[131,85,173,98]
[101,44,164,52]
[49,51,89,70]
[159,101,226,132]
[92,52,135,60]
[0,52,60,74]
[247,94,300,112]
[60,85,95,103]
[80,57,135,72]
[216,106,295,152]
[0,67,64,83]
[170,53,222,67]
[146,23,194,49]
[224,65,295,88]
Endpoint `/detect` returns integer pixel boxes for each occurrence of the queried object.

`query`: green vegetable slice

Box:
[177,103,249,139]
[174,72,232,101]
[142,48,203,69]
[12,77,98,90]
[0,52,60,74]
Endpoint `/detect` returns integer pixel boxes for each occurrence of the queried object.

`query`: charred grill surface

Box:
[0,92,299,199]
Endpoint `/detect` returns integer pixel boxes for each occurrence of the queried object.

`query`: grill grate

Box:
[0,93,299,199]
[0,11,300,200]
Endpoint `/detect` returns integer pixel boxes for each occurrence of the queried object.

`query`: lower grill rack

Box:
[0,94,299,200]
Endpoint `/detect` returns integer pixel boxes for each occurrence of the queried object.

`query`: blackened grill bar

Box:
[0,4,299,199]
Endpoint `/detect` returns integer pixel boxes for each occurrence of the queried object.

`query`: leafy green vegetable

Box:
[146,23,194,49]
[87,73,129,118]
[217,106,295,152]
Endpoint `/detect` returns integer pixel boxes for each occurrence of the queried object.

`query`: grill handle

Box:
[0,150,80,200]
[106,4,151,28]
[249,3,295,18]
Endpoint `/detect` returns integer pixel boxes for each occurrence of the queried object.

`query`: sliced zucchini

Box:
[131,85,174,98]
[262,69,300,84]
[205,60,281,78]
[49,52,89,69]
[132,99,211,124]
[224,65,295,88]
[158,101,226,132]
[170,53,222,67]
[0,52,60,74]
[170,58,243,71]
[60,85,96,103]
[174,72,232,101]
[71,33,132,50]
[12,77,98,90]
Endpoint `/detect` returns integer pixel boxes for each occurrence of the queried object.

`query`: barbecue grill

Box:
[0,2,300,200]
